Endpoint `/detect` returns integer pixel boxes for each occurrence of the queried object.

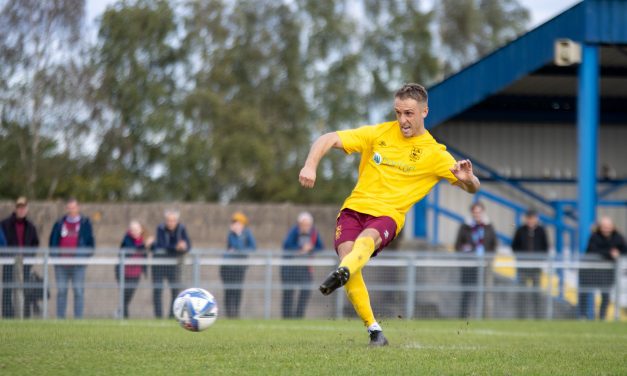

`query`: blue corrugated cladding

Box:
[585,0,627,43]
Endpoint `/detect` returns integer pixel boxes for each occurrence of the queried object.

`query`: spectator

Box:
[455,202,497,318]
[280,212,324,318]
[220,212,256,318]
[578,216,626,320]
[49,198,95,319]
[151,209,191,319]
[1,197,40,318]
[512,209,549,318]
[117,220,154,319]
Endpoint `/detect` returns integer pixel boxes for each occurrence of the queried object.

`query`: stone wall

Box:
[0,201,341,250]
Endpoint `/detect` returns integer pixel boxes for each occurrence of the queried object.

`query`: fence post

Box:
[192,252,200,287]
[546,254,554,320]
[14,251,24,319]
[614,257,623,322]
[477,253,485,320]
[118,250,125,320]
[42,248,49,319]
[335,286,344,319]
[264,253,273,320]
[405,254,416,320]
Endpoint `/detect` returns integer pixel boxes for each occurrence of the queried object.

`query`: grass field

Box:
[1,319,626,375]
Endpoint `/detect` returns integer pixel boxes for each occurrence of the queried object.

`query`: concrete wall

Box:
[0,201,341,250]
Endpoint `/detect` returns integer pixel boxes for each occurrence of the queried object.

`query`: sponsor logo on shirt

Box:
[372,152,416,172]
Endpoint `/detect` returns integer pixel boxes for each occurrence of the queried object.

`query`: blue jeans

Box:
[55,265,86,319]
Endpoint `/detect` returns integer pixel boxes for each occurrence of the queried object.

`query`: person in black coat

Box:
[151,209,191,319]
[0,197,40,318]
[512,209,549,318]
[578,216,626,320]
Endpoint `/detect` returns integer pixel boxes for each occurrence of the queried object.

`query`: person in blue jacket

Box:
[49,198,95,319]
[281,212,324,318]
[220,212,256,318]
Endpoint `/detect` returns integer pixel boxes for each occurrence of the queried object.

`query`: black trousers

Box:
[121,277,140,318]
[220,265,247,318]
[2,264,32,318]
[578,291,611,320]
[578,268,613,320]
[460,267,478,318]
[517,268,542,318]
[151,265,180,318]
[281,266,312,318]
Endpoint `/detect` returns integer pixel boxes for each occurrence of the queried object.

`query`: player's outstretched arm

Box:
[299,132,343,188]
[451,159,480,194]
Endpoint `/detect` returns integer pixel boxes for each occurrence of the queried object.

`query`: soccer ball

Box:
[172,288,218,332]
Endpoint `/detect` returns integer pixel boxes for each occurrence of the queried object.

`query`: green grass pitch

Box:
[1,319,625,375]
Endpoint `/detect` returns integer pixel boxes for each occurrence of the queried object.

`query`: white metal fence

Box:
[1,248,625,321]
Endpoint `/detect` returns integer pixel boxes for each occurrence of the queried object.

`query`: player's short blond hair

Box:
[395,83,428,104]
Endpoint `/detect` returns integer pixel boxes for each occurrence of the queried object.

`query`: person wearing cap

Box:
[151,209,191,319]
[280,212,324,318]
[49,198,95,319]
[220,212,256,318]
[1,197,40,318]
[512,209,549,319]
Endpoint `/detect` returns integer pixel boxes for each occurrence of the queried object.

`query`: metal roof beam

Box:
[532,65,627,77]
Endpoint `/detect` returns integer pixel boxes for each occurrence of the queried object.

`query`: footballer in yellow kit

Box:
[337,120,460,236]
[299,83,480,347]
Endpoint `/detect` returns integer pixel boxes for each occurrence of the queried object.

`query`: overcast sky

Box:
[87,0,581,30]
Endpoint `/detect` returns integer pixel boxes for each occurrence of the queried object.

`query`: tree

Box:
[436,0,529,74]
[90,0,181,200]
[176,0,312,202]
[0,0,89,199]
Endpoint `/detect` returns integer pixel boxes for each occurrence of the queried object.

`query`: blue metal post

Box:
[554,202,565,298]
[431,184,440,246]
[577,43,599,254]
[413,199,427,238]
[554,203,564,256]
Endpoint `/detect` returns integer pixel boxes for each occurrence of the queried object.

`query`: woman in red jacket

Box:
[117,220,154,318]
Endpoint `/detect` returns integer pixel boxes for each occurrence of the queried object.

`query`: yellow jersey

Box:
[337,121,458,233]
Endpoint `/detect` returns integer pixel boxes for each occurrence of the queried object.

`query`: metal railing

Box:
[0,248,625,321]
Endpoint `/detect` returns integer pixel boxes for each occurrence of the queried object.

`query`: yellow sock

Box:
[339,237,375,275]
[344,270,376,327]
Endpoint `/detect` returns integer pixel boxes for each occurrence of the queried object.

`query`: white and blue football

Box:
[172,288,218,332]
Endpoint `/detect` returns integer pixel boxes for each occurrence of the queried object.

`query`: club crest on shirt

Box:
[373,152,382,165]
[409,146,422,162]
